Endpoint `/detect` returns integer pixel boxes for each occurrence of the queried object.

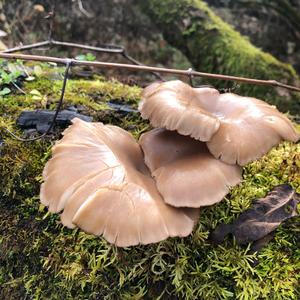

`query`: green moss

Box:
[2,70,141,113]
[138,0,300,113]
[0,66,147,138]
[0,72,300,299]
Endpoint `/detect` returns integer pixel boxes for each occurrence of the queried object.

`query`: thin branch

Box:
[3,40,51,53]
[0,52,299,92]
[2,39,164,80]
[47,0,57,40]
[12,81,26,94]
[121,50,162,79]
[2,40,122,54]
[76,0,93,18]
[52,40,124,54]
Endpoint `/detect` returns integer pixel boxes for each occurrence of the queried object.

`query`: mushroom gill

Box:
[139,128,242,208]
[139,80,299,166]
[40,118,198,247]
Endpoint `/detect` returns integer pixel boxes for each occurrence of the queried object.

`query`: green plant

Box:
[0,59,26,97]
[75,53,97,61]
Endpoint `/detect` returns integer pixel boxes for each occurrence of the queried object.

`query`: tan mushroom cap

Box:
[139,128,242,208]
[139,80,221,141]
[140,80,299,166]
[40,118,199,247]
[206,93,300,165]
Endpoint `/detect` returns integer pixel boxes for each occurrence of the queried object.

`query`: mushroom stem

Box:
[0,52,300,92]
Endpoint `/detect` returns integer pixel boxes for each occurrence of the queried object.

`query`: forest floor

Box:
[0,61,299,299]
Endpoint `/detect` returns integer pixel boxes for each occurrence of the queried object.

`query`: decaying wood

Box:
[17,108,92,134]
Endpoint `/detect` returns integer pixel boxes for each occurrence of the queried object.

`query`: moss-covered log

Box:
[0,63,300,299]
[137,0,300,113]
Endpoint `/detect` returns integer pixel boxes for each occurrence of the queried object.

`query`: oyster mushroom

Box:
[40,118,198,247]
[139,128,242,208]
[139,80,299,165]
[206,93,300,165]
[139,80,221,141]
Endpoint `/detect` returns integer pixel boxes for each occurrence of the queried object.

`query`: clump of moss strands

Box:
[0,64,299,299]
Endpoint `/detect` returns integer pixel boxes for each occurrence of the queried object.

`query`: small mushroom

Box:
[140,80,299,165]
[40,118,198,247]
[139,128,242,208]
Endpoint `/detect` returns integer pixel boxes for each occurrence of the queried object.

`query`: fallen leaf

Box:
[210,184,299,245]
[0,87,11,96]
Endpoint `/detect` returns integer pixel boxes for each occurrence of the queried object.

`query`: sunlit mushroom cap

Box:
[40,118,198,247]
[140,80,299,166]
[206,93,300,165]
[139,80,221,141]
[139,128,242,208]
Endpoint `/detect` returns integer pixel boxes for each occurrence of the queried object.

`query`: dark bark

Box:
[17,108,92,133]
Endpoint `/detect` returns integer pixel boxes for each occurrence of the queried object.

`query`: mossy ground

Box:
[0,66,299,300]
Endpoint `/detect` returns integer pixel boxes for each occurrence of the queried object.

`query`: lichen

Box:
[0,71,299,299]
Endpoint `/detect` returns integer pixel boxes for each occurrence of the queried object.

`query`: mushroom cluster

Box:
[40,80,299,247]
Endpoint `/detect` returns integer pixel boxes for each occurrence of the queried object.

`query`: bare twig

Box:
[2,40,123,54]
[47,0,57,40]
[121,50,162,80]
[52,40,124,54]
[3,40,51,53]
[0,52,299,92]
[2,39,164,80]
[76,0,93,18]
[11,82,26,94]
